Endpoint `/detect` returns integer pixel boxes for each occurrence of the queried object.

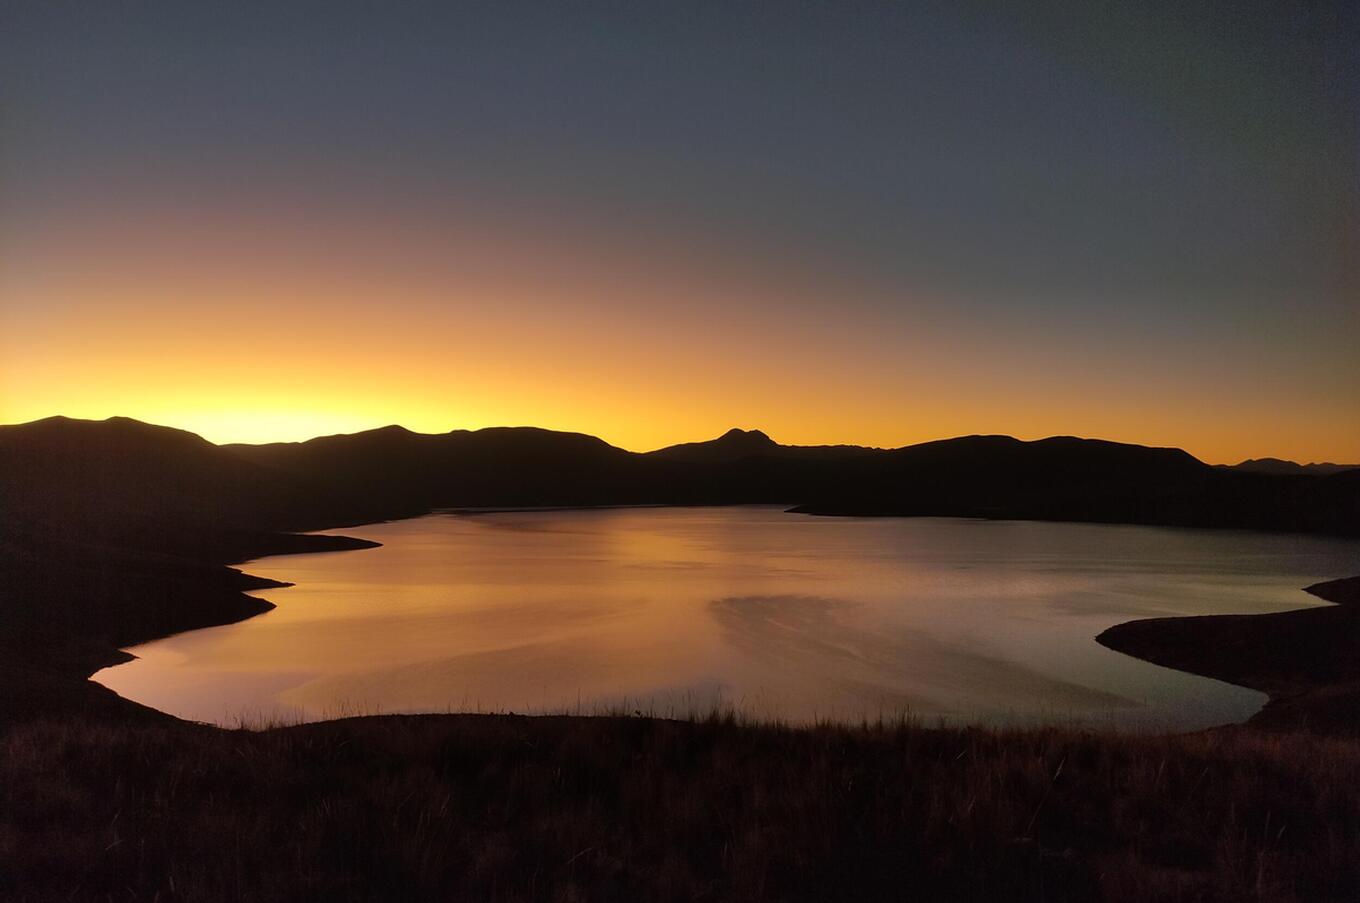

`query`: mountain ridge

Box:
[1224,457,1359,477]
[4,415,1356,536]
[40,416,1348,474]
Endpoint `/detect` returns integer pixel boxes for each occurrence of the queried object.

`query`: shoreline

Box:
[0,529,383,724]
[81,531,385,677]
[1098,575,1360,735]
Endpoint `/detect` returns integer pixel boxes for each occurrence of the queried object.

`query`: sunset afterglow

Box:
[3,3,1355,462]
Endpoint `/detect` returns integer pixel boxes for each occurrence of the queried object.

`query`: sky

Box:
[1,1,1356,463]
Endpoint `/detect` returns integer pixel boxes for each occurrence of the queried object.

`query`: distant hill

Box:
[0,416,401,553]
[783,435,1360,534]
[650,427,781,462]
[1224,458,1359,477]
[223,423,652,511]
[649,428,878,463]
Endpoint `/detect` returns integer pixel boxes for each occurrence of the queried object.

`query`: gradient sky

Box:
[2,1,1356,462]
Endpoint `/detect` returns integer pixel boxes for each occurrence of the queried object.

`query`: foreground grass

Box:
[3,714,1358,902]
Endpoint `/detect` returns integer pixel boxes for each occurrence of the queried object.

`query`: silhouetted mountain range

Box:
[5,416,1358,542]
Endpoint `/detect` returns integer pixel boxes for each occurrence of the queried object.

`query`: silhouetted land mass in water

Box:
[1099,576,1360,736]
[786,436,1360,535]
[1223,457,1359,476]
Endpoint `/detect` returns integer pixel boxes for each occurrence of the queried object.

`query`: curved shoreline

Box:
[92,515,1359,736]
[1098,575,1360,735]
[0,530,381,724]
[8,504,1356,738]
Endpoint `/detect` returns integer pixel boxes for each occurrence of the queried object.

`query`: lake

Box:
[94,507,1359,729]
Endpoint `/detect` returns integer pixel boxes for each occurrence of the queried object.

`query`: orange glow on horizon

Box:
[3,193,1357,466]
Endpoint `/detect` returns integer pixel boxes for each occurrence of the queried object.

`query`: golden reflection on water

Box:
[94,507,1358,729]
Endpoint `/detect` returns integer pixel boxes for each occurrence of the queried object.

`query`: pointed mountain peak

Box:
[648,427,778,461]
[717,427,775,445]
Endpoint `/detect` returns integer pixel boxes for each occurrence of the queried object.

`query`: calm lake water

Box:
[95,507,1359,729]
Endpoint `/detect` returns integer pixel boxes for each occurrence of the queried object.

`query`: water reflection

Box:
[94,507,1358,729]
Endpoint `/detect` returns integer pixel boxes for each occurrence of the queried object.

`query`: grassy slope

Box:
[4,713,1359,903]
